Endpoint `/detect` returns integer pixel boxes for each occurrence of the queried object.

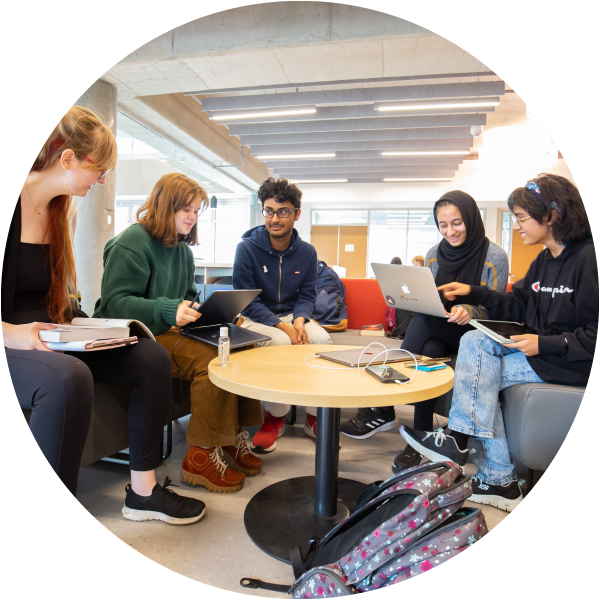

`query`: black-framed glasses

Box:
[262,207,298,219]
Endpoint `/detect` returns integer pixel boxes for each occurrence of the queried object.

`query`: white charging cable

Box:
[304,342,419,385]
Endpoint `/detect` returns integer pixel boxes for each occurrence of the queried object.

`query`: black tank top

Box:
[12,242,52,324]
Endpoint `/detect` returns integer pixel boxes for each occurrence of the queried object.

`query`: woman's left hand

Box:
[446,306,471,326]
[501,334,539,356]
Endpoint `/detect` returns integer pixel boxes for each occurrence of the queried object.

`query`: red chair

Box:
[340,278,388,330]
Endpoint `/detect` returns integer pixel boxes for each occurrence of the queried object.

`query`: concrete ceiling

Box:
[101,3,527,188]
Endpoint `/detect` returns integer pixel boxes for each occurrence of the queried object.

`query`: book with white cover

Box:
[38,318,154,343]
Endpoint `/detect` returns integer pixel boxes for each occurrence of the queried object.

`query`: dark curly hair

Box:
[257,177,302,209]
[507,173,591,244]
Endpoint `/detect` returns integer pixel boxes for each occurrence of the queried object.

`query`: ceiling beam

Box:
[262,157,463,169]
[209,104,495,124]
[257,150,467,160]
[229,114,486,136]
[200,81,506,111]
[247,137,474,153]
[274,165,459,175]
[240,126,473,146]
[286,176,455,184]
[185,72,497,96]
[279,171,456,179]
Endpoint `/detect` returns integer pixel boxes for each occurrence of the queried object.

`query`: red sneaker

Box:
[250,412,285,453]
[303,414,341,447]
[304,414,317,439]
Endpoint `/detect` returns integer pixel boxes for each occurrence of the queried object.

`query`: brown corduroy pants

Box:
[156,329,263,447]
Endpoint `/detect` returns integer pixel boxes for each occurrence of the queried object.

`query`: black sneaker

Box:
[400,426,470,467]
[122,477,206,525]
[392,445,423,473]
[469,476,523,512]
[341,407,398,439]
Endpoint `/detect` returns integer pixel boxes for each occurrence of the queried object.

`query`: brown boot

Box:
[222,427,264,476]
[181,446,245,493]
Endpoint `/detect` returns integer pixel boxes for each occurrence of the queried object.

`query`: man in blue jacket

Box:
[233,178,331,453]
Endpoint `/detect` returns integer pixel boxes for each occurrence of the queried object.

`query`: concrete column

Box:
[73,79,117,315]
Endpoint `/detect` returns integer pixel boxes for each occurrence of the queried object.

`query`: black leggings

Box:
[399,313,469,431]
[6,338,172,495]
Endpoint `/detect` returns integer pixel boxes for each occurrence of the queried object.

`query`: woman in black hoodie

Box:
[399,173,596,512]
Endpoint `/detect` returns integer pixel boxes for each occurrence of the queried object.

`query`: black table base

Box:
[244,476,366,563]
[244,406,368,563]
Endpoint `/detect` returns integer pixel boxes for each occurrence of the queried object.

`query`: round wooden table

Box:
[208,344,454,563]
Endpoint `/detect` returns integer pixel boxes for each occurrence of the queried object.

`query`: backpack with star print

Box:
[288,461,488,596]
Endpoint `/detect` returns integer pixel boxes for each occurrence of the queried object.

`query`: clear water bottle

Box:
[218,326,230,366]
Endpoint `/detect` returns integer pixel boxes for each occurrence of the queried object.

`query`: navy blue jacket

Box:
[232,226,318,326]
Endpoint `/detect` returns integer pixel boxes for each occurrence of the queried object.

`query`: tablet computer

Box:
[470,320,534,344]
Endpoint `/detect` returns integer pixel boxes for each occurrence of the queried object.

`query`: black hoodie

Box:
[464,239,597,387]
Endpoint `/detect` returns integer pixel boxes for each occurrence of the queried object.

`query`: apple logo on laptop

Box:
[385,295,395,306]
[402,284,410,294]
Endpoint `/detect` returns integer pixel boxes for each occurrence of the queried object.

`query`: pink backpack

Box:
[242,462,488,595]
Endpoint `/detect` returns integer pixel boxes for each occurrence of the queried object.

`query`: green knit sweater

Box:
[93,223,197,336]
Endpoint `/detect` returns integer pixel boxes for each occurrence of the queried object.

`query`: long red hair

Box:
[32,106,117,323]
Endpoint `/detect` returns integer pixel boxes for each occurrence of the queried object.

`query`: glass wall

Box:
[115,112,255,263]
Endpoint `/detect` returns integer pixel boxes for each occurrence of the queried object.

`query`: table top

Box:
[208,344,454,408]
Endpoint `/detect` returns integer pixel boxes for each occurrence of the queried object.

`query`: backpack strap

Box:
[239,578,291,593]
[290,545,306,580]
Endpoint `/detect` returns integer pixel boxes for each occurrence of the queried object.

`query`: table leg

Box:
[244,407,366,563]
[314,406,340,517]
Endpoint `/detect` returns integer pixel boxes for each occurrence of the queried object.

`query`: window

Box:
[115,111,255,263]
[312,210,368,225]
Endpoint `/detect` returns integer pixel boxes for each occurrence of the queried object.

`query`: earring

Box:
[64,170,68,190]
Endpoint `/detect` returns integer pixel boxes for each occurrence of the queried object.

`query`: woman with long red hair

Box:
[2,106,206,525]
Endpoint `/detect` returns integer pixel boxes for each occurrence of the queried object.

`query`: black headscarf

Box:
[433,191,490,293]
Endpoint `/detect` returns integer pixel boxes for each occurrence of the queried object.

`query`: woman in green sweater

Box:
[94,173,264,494]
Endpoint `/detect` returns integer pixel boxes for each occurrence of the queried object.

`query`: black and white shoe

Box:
[400,426,470,467]
[122,477,206,525]
[341,407,398,439]
[392,445,424,473]
[469,476,523,512]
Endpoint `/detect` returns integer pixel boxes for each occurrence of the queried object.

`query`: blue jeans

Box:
[448,330,545,486]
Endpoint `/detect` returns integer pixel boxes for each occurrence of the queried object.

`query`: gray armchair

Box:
[435,372,584,491]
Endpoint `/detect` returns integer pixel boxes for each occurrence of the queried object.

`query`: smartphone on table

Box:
[365,365,410,383]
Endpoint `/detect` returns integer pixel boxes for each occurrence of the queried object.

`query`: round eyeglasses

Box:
[262,207,298,218]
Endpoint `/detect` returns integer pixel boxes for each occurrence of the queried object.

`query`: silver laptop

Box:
[371,263,449,319]
[315,348,422,368]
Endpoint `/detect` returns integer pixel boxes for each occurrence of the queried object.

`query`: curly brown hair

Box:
[257,177,302,209]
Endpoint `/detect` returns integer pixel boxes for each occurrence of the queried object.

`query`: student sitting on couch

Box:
[94,173,264,494]
[3,107,205,525]
[233,177,332,453]
[400,173,596,512]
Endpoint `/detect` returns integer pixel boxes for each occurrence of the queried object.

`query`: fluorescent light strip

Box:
[383,178,452,182]
[290,179,348,184]
[257,153,336,160]
[380,150,470,157]
[210,106,317,121]
[375,98,500,112]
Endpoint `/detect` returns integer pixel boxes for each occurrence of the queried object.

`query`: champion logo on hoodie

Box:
[531,281,574,297]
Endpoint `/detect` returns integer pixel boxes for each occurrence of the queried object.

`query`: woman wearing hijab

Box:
[340,192,509,467]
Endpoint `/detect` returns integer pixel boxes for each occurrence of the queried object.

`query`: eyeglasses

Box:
[262,207,298,219]
[80,154,109,180]
[511,214,532,227]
